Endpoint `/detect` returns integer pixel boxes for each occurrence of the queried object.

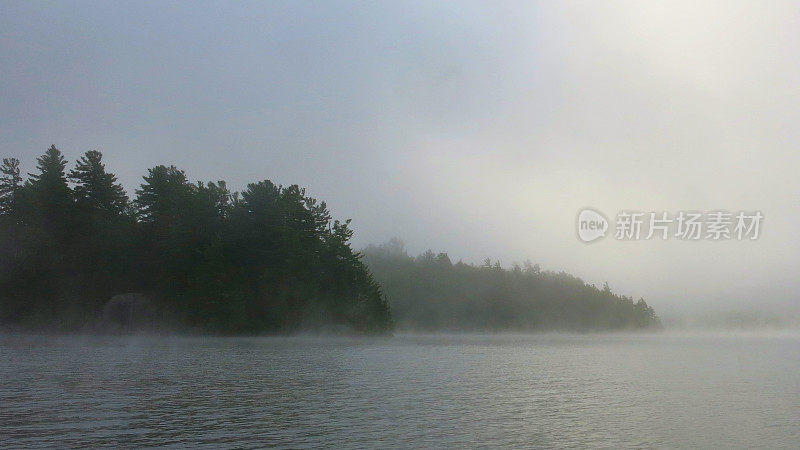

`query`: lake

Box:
[2,333,799,448]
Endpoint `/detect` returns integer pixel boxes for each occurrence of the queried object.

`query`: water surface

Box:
[2,333,799,448]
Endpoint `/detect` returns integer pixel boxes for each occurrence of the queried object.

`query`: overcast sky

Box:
[2,1,799,316]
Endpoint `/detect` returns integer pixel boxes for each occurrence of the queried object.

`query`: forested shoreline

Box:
[363,240,660,331]
[0,146,659,334]
[0,146,392,333]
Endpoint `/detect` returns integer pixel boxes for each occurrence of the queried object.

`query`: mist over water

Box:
[2,1,800,446]
[3,333,799,448]
[3,1,800,318]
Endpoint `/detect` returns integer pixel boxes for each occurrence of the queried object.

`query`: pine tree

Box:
[69,150,128,215]
[27,145,73,233]
[29,145,69,190]
[135,165,193,224]
[0,157,22,216]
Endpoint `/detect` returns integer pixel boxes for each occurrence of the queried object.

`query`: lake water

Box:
[2,333,799,448]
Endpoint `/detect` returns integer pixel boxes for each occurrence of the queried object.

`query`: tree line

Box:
[0,146,392,333]
[362,239,660,331]
[0,145,660,334]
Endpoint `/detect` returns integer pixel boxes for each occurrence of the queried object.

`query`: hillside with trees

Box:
[0,146,392,334]
[362,240,660,331]
[1,146,660,335]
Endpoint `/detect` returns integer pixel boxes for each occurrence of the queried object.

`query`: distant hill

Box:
[362,239,660,332]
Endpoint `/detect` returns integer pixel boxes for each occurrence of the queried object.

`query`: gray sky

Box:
[2,1,799,316]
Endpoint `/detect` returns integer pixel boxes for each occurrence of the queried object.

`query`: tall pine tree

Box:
[0,157,22,216]
[69,150,128,215]
[27,145,73,237]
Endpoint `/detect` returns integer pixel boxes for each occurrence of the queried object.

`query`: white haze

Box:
[1,1,799,321]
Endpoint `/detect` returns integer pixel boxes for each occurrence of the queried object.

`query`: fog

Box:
[2,1,799,321]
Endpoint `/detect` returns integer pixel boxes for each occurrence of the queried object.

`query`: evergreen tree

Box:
[69,150,128,215]
[26,145,73,238]
[0,157,22,216]
[0,146,661,334]
[135,165,193,225]
[362,241,661,332]
[1,147,660,335]
[28,145,69,193]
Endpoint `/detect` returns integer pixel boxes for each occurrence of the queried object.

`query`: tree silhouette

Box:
[135,165,194,225]
[362,240,660,331]
[69,150,128,215]
[0,146,659,334]
[0,158,22,216]
[25,145,74,237]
